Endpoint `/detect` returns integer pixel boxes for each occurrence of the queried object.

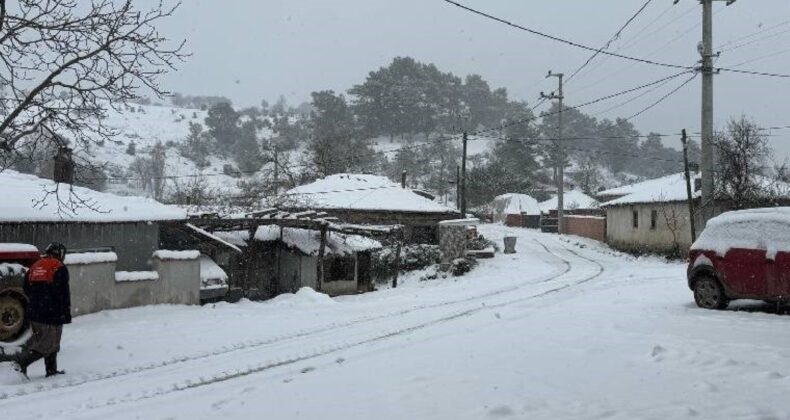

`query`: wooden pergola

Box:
[187,208,406,291]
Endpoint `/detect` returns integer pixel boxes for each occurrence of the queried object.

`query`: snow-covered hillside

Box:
[79,102,270,198]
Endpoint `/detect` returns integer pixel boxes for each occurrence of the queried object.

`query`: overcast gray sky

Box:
[155,0,790,160]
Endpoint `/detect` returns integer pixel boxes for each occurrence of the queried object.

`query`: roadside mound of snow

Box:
[268,287,336,306]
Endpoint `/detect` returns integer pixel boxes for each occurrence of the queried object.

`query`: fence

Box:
[561,215,606,243]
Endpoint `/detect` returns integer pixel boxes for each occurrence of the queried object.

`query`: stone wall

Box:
[439,225,468,269]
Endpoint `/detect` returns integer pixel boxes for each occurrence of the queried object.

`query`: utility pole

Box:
[694,0,737,226]
[541,71,565,234]
[681,129,697,243]
[456,165,461,211]
[461,131,468,216]
[273,145,280,195]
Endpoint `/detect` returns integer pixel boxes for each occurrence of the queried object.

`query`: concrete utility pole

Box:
[541,71,565,234]
[696,0,737,226]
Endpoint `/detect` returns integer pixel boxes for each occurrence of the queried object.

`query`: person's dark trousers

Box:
[15,347,45,377]
[45,352,64,377]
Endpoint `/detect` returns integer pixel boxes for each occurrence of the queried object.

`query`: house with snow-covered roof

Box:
[600,171,790,255]
[280,174,461,243]
[490,193,541,228]
[0,169,187,270]
[599,172,702,255]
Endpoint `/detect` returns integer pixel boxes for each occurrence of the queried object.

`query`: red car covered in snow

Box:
[687,207,790,309]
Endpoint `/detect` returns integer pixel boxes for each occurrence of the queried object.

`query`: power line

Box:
[626,72,698,121]
[716,67,790,79]
[716,19,790,51]
[471,71,695,138]
[440,0,693,70]
[566,0,654,83]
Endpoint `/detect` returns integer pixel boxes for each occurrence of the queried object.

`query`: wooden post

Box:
[393,241,402,289]
[316,226,327,292]
[681,129,697,242]
[277,225,283,292]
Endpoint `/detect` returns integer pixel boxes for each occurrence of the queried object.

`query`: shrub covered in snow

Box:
[450,257,478,276]
[371,244,440,280]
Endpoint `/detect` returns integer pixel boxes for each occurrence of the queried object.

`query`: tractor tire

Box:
[0,295,26,342]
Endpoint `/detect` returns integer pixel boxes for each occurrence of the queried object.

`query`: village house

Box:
[490,193,541,228]
[599,173,701,255]
[0,170,186,270]
[0,169,203,315]
[538,189,601,233]
[280,174,460,244]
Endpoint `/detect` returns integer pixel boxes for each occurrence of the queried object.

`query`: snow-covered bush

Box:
[371,244,440,280]
[450,257,478,277]
[467,234,498,252]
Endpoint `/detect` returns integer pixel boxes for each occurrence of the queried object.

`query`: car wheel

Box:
[693,276,728,310]
[0,295,25,342]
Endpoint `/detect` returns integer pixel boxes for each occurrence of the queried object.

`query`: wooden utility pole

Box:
[541,71,565,234]
[456,165,461,211]
[681,129,697,242]
[461,132,468,216]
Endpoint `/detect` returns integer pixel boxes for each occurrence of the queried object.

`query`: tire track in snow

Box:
[16,239,608,417]
[1,236,570,400]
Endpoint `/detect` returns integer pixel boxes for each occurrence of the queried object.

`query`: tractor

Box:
[0,244,40,342]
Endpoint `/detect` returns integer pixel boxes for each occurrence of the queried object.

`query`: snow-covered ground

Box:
[2,226,789,419]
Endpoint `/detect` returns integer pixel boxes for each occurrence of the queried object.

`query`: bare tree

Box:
[0,0,186,159]
[714,116,773,209]
[657,194,687,259]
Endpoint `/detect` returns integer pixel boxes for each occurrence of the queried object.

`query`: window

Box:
[650,210,658,230]
[632,210,639,229]
[327,257,355,282]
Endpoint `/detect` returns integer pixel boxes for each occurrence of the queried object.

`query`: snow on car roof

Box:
[691,207,790,257]
[539,190,599,213]
[0,170,186,223]
[283,174,456,213]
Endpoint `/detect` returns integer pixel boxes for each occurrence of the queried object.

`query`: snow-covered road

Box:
[2,225,789,419]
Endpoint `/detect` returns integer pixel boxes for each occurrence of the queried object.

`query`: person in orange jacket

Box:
[1,243,71,378]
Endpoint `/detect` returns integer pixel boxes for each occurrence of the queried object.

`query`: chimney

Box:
[401,170,407,188]
[53,146,75,184]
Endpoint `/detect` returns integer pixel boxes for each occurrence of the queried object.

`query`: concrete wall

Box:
[605,203,701,254]
[563,216,606,242]
[0,222,160,271]
[67,252,200,316]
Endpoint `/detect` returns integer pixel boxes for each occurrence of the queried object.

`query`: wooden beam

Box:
[316,225,327,293]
